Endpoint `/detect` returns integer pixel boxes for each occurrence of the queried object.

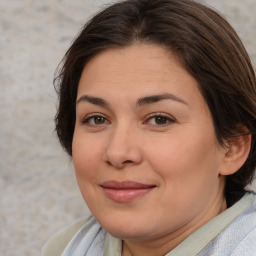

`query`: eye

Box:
[82,115,109,126]
[146,114,175,126]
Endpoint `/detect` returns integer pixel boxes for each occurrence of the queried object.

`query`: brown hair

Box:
[54,0,256,205]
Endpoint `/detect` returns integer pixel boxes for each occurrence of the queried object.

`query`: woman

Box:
[42,0,256,255]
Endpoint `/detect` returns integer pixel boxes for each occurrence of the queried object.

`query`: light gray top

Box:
[42,193,256,256]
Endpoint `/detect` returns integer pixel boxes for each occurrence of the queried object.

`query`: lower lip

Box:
[102,187,155,203]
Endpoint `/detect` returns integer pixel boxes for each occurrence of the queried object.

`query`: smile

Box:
[100,180,156,203]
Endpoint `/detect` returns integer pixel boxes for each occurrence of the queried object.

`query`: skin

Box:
[72,44,238,256]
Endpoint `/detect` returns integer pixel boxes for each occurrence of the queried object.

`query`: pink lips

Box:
[100,180,156,203]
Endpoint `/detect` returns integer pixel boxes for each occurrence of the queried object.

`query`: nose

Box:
[103,124,143,169]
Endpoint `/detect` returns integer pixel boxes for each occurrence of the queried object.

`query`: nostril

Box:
[123,160,133,164]
[105,159,133,168]
[106,161,112,166]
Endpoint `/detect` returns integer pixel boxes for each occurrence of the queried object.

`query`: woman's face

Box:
[72,44,227,243]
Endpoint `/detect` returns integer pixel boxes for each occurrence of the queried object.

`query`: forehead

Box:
[81,44,182,79]
[77,44,203,107]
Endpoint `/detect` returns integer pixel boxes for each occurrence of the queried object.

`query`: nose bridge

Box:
[103,120,142,167]
[110,121,131,146]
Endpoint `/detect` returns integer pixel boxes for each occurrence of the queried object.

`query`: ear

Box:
[219,132,251,176]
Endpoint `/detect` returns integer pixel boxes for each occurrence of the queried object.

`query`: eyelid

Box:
[81,113,110,125]
[144,112,176,126]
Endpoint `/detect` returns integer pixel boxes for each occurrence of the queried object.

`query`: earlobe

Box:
[219,133,251,176]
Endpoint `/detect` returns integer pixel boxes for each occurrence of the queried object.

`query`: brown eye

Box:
[82,115,109,126]
[154,116,168,125]
[94,116,106,124]
[146,114,175,126]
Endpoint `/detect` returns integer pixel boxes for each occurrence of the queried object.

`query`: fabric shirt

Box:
[42,192,256,256]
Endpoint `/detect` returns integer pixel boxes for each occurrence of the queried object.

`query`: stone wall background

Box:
[0,0,255,255]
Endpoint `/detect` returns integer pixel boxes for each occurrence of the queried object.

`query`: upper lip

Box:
[100,180,156,189]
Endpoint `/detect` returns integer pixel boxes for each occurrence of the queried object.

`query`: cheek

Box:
[146,130,220,183]
[72,135,104,207]
[72,135,102,180]
[147,134,222,215]
[145,133,189,168]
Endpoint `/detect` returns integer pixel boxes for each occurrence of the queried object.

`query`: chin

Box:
[108,227,150,241]
[97,215,151,240]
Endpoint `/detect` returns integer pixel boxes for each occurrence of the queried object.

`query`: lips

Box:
[100,180,156,203]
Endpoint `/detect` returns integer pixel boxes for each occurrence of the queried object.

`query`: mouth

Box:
[100,180,156,203]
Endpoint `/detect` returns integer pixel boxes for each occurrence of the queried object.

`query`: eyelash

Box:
[81,114,109,126]
[144,113,175,126]
[81,113,175,127]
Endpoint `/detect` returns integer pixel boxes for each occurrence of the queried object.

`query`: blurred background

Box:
[0,0,255,255]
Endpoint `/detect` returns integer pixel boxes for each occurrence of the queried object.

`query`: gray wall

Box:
[0,0,255,255]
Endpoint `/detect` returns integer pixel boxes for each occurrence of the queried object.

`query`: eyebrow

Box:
[76,95,109,107]
[76,93,188,107]
[136,93,188,106]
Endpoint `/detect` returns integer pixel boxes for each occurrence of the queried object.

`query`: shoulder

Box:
[41,215,92,256]
[230,195,256,255]
[199,192,256,256]
[231,225,256,256]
